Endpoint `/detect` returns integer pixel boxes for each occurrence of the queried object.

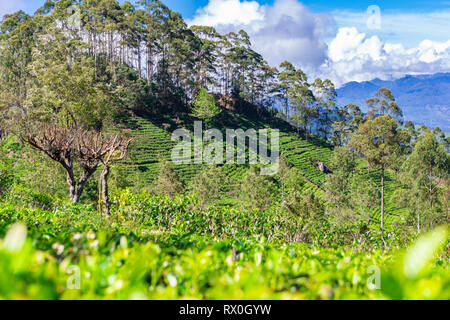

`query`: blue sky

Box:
[5,0,450,19]
[8,0,450,15]
[3,0,449,45]
[1,0,449,85]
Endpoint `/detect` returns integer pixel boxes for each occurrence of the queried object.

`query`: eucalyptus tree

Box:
[276,61,314,133]
[256,62,278,108]
[349,115,410,248]
[312,78,337,140]
[0,11,40,130]
[189,25,220,90]
[366,88,403,122]
[405,129,449,210]
[275,61,294,119]
[227,30,254,99]
[330,104,363,147]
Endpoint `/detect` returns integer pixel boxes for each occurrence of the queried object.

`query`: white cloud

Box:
[189,0,450,87]
[320,27,450,86]
[188,0,265,27]
[331,9,450,48]
[188,0,335,68]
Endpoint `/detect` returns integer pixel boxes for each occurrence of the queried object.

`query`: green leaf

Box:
[403,225,449,279]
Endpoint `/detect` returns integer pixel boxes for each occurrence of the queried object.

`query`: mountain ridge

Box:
[336,73,450,131]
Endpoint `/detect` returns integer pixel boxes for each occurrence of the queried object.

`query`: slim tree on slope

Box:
[398,129,449,232]
[191,88,221,130]
[366,88,403,121]
[349,115,410,249]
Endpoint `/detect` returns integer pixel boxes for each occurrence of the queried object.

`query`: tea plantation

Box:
[0,193,448,300]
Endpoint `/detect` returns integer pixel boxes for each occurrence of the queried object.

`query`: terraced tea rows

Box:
[116,116,408,227]
[279,132,332,188]
[361,168,408,228]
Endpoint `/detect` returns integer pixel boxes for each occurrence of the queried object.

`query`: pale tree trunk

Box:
[429,167,433,209]
[99,165,111,217]
[380,166,386,251]
[417,212,420,234]
[67,171,77,202]
[69,167,97,203]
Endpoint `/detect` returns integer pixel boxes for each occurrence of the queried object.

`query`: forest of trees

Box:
[0,0,381,137]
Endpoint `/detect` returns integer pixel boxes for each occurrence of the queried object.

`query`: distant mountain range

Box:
[336,73,450,132]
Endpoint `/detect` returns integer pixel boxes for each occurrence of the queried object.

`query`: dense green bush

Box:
[4,185,56,211]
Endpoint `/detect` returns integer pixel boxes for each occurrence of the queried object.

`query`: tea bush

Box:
[0,191,448,300]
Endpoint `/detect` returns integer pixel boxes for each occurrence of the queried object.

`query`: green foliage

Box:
[366,88,403,121]
[294,188,325,224]
[349,173,379,224]
[349,115,410,242]
[276,61,315,133]
[0,193,447,300]
[0,136,68,199]
[4,184,56,211]
[152,160,184,197]
[188,165,226,209]
[24,25,110,130]
[191,88,221,127]
[0,0,448,301]
[0,157,14,196]
[276,159,324,223]
[393,129,449,232]
[330,104,363,147]
[381,226,449,299]
[349,116,410,171]
[238,167,275,212]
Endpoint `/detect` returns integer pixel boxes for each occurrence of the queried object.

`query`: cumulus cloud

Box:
[187,0,265,26]
[332,9,450,48]
[320,27,450,86]
[189,0,450,86]
[188,0,335,68]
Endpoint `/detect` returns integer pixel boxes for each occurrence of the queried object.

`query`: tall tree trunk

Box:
[380,166,386,251]
[417,211,420,233]
[138,45,142,77]
[429,167,433,208]
[99,165,111,217]
[72,167,97,203]
[67,170,77,202]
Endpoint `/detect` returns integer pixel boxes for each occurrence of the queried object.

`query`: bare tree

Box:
[24,126,80,202]
[23,126,131,208]
[76,131,131,216]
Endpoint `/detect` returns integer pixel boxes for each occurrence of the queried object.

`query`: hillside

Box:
[117,99,406,229]
[337,73,450,131]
